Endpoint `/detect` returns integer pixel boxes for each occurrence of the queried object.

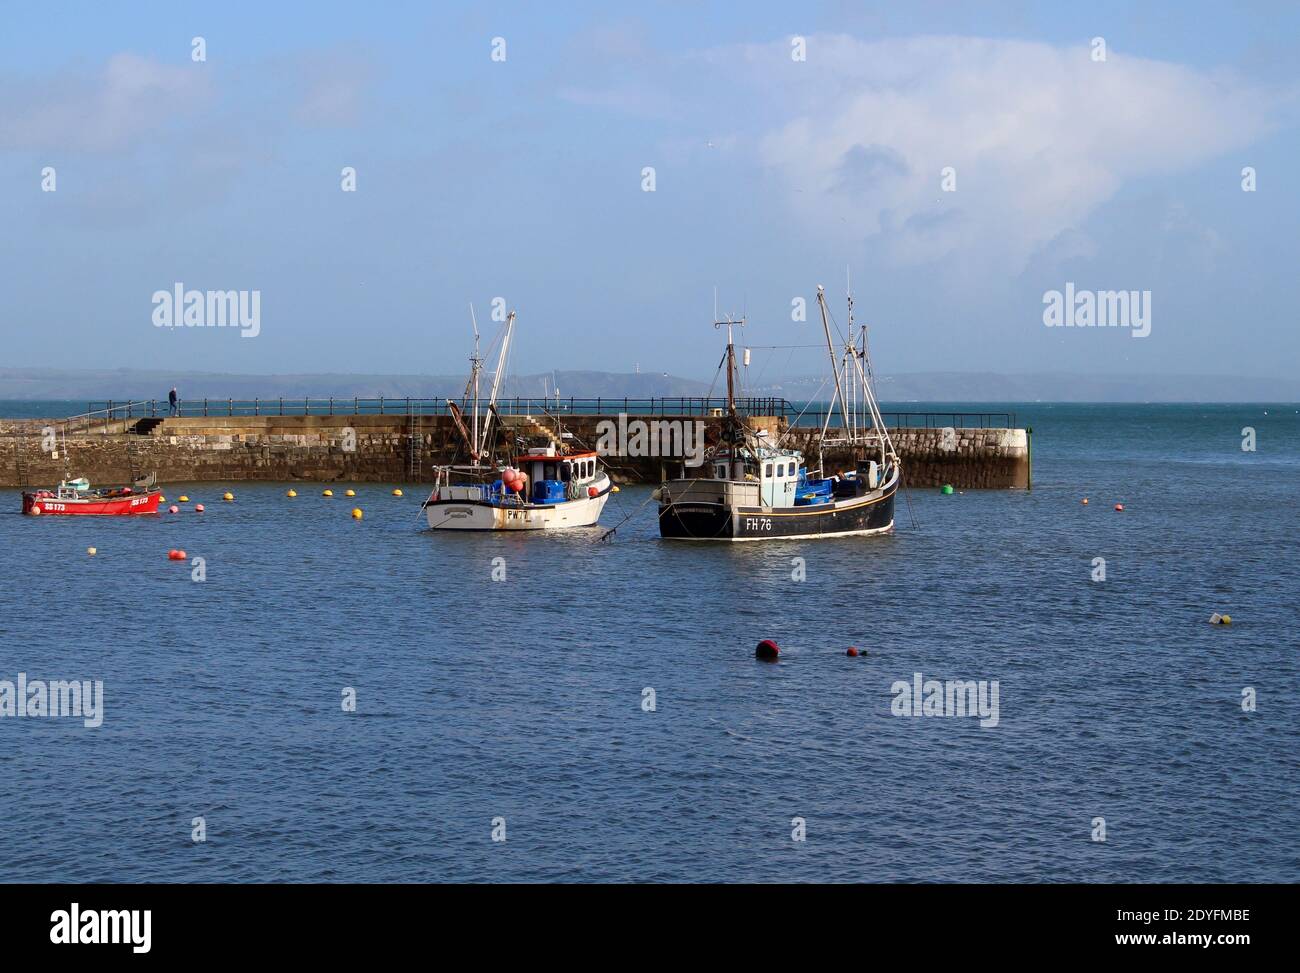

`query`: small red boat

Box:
[23,477,163,516]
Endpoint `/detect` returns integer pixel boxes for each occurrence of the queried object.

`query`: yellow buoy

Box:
[223,492,234,501]
[345,489,356,497]
[286,489,297,497]
[87,547,97,556]
[351,507,363,519]
[323,489,334,497]
[611,485,620,493]
[159,495,166,503]
[178,495,189,503]
[392,488,403,497]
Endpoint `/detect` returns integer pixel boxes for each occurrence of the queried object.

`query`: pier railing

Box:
[73,398,1016,431]
[787,408,1019,430]
[81,396,792,421]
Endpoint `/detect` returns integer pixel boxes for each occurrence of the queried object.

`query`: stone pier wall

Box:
[0,415,1029,488]
[785,426,1031,490]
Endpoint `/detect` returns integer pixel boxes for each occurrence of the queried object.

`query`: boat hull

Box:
[425,489,610,531]
[23,490,163,516]
[658,477,896,541]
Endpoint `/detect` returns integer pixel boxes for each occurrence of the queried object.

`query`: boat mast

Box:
[725,326,737,417]
[469,304,482,459]
[816,285,850,471]
[844,307,897,467]
[478,310,516,464]
[846,267,857,442]
[713,291,745,453]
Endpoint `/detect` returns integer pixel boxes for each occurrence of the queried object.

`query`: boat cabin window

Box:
[764,463,773,477]
[560,463,571,482]
[715,462,727,479]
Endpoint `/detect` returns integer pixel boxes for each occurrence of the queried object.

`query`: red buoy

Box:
[1114,503,1124,511]
[755,639,780,661]
[167,549,187,560]
[846,646,859,657]
[588,486,598,498]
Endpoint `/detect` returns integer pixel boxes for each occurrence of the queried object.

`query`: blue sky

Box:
[2,1,1297,381]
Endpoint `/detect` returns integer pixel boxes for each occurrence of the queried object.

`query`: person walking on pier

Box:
[168,386,179,417]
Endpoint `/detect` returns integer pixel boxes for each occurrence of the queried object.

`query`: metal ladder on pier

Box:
[406,413,423,482]
[125,438,142,485]
[14,436,30,490]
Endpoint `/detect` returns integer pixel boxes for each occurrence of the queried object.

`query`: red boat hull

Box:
[23,490,163,516]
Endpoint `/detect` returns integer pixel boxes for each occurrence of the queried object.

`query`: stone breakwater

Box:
[787,426,1031,490]
[0,415,1029,489]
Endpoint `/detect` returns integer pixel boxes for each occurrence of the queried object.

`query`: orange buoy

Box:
[846,646,859,657]
[1081,498,1089,505]
[755,639,780,661]
[1114,503,1124,511]
[588,486,598,498]
[167,549,187,560]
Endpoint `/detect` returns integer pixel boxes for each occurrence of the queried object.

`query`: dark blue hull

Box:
[659,477,897,541]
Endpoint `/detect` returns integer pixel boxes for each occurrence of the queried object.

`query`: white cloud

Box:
[740,35,1282,269]
[288,50,376,127]
[0,54,211,153]
[561,33,1286,271]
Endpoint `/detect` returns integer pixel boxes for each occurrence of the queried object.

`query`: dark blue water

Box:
[1,403,1297,882]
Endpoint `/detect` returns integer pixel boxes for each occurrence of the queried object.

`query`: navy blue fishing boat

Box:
[657,284,900,541]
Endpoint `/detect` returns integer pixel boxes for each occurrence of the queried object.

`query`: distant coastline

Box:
[0,367,1295,404]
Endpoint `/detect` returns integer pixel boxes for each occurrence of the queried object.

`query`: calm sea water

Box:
[1,403,1296,883]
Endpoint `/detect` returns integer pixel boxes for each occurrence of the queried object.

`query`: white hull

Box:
[425,486,611,531]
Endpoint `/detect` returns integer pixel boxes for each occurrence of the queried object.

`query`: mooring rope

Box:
[599,489,658,542]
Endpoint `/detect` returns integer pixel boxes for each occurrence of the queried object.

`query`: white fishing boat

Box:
[426,448,611,531]
[423,308,613,531]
